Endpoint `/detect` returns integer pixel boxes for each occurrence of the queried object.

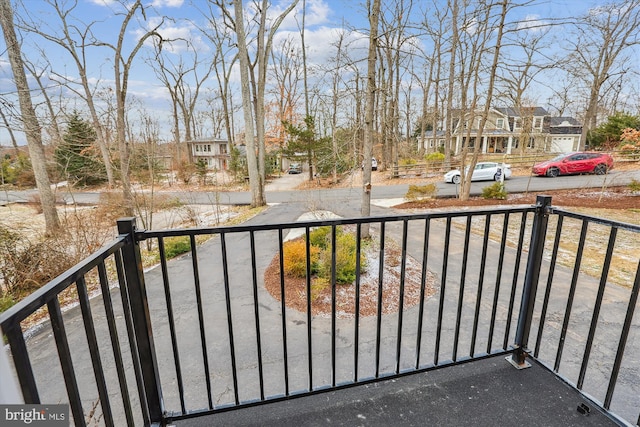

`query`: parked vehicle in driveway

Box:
[287,163,302,174]
[444,161,512,184]
[532,152,614,177]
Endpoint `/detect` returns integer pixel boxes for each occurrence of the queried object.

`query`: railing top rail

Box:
[139,205,538,240]
[0,236,127,329]
[549,206,640,233]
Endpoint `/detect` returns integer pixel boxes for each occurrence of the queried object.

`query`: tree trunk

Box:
[233,0,263,207]
[0,0,60,235]
[362,0,381,236]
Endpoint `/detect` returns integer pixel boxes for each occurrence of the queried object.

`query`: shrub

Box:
[283,239,320,278]
[0,225,76,299]
[309,226,333,249]
[405,184,437,201]
[481,182,507,200]
[318,232,365,284]
[0,294,15,313]
[310,277,329,301]
[163,236,192,258]
[629,179,640,192]
[425,152,445,162]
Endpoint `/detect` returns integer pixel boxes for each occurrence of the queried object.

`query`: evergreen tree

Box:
[283,116,332,179]
[55,112,106,186]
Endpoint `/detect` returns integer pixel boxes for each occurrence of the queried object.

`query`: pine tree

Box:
[55,112,106,186]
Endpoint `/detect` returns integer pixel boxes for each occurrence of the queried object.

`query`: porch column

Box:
[482,135,488,153]
[507,136,513,154]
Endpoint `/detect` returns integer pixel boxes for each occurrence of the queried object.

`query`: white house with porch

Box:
[419,107,582,154]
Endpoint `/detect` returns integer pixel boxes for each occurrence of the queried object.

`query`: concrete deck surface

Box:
[173,355,621,426]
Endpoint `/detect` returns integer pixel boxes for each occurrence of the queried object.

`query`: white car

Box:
[444,161,512,184]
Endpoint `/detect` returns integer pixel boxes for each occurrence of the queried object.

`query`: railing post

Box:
[117,218,164,425]
[509,196,552,368]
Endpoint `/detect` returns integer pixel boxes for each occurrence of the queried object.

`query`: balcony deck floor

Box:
[173,355,621,426]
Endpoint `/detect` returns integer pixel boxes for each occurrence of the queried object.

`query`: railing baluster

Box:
[354,224,362,381]
[305,226,313,390]
[191,235,214,409]
[97,261,135,426]
[534,215,563,358]
[487,213,509,353]
[375,221,386,377]
[435,217,452,366]
[503,211,529,350]
[554,219,589,372]
[48,297,86,427]
[577,227,617,389]
[77,275,114,426]
[331,225,337,387]
[277,229,290,396]
[471,214,491,357]
[250,231,265,400]
[158,237,185,414]
[415,218,430,369]
[220,233,239,405]
[604,260,640,409]
[453,216,472,362]
[395,219,408,374]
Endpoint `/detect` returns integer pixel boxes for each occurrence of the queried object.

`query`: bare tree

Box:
[107,0,163,214]
[0,0,60,234]
[362,0,381,231]
[378,0,414,171]
[268,36,303,174]
[227,0,299,207]
[459,0,509,201]
[150,36,214,163]
[17,0,117,186]
[566,1,640,149]
[0,100,21,156]
[199,4,238,146]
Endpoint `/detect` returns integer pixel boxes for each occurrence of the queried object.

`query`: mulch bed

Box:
[263,238,438,318]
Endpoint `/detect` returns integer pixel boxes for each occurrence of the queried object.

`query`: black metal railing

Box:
[1,196,639,426]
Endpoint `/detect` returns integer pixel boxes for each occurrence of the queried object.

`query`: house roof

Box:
[188,138,229,144]
[548,117,581,127]
[496,106,549,117]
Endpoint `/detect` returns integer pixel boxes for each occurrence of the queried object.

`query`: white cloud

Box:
[151,0,185,7]
[516,14,550,32]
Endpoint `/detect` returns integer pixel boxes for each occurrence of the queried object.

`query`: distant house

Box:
[547,117,582,152]
[419,107,583,154]
[188,138,230,170]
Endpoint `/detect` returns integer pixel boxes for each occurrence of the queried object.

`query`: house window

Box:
[534,118,542,129]
[220,144,227,154]
[496,118,504,129]
[514,118,522,129]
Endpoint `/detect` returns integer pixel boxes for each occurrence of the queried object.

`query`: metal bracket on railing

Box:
[507,348,531,370]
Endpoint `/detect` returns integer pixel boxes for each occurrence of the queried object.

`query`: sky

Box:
[0,0,636,146]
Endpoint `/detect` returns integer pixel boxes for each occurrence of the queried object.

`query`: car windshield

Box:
[549,153,571,162]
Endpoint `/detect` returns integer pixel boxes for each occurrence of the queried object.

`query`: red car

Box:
[532,152,614,177]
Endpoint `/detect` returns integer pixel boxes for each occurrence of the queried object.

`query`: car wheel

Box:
[546,168,559,178]
[452,175,461,184]
[594,164,607,175]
